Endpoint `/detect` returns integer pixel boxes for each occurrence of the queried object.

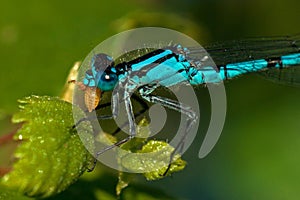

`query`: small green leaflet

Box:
[1,96,94,198]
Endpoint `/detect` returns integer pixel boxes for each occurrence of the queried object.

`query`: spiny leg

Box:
[72,114,113,129]
[84,91,147,135]
[72,101,112,129]
[87,93,149,135]
[141,92,197,176]
[74,92,145,172]
[88,86,137,171]
[111,93,149,135]
[74,92,147,131]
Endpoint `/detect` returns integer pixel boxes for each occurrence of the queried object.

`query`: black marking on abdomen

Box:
[266,57,283,69]
[217,65,229,80]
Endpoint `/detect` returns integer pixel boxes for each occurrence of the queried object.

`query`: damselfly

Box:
[73,33,300,174]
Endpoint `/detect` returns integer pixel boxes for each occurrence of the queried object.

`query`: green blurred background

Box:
[1,0,300,199]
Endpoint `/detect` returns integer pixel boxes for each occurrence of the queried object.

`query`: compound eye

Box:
[102,73,117,82]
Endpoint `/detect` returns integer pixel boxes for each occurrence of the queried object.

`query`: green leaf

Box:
[117,119,186,181]
[96,118,186,196]
[1,96,94,198]
[121,140,186,180]
[0,184,33,200]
